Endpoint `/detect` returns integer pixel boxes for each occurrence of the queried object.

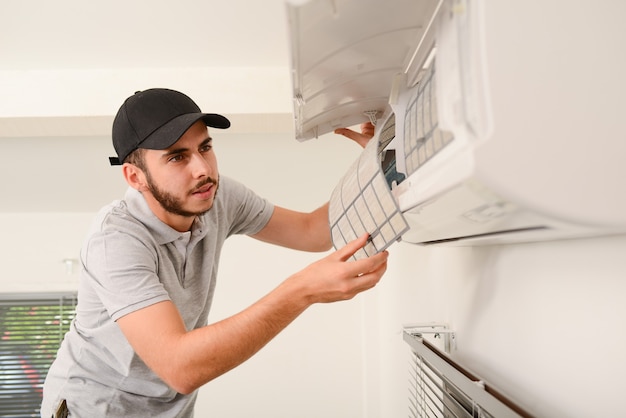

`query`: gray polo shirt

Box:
[41,176,274,417]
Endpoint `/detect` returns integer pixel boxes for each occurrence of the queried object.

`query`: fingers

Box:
[332,233,389,270]
[349,250,389,278]
[334,122,375,148]
[360,122,375,137]
[352,256,388,289]
[332,234,389,279]
[333,233,370,262]
[337,251,388,300]
[333,127,362,142]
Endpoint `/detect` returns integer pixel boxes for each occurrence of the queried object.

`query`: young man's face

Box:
[141,120,220,222]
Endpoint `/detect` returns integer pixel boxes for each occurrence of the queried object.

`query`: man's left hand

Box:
[334,122,375,149]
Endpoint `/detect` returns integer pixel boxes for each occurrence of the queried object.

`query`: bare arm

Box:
[251,203,331,252]
[252,122,376,252]
[116,233,388,394]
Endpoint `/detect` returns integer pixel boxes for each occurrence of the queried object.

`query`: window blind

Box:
[0,293,76,417]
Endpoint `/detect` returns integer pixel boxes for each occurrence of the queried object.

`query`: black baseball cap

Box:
[109,88,231,165]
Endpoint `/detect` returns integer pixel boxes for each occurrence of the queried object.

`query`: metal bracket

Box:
[403,322,456,353]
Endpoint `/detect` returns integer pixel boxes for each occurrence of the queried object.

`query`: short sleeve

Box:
[81,227,170,322]
[218,176,275,237]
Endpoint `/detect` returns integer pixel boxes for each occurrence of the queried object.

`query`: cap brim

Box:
[140,112,231,151]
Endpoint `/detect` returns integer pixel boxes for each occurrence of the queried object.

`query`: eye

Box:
[200,143,213,153]
[167,154,185,163]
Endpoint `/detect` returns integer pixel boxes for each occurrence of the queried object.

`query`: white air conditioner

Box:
[287,0,626,245]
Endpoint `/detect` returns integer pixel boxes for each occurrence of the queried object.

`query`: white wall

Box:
[0,213,92,292]
[364,234,626,417]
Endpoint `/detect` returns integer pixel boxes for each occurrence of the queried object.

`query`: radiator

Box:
[403,328,532,418]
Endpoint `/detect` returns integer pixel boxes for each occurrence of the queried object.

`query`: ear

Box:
[122,163,148,191]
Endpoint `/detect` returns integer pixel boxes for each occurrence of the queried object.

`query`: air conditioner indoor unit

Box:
[287,0,626,245]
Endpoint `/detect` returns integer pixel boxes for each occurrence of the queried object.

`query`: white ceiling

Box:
[0,0,291,70]
[0,0,296,213]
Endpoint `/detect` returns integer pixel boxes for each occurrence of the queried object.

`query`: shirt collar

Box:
[124,187,209,245]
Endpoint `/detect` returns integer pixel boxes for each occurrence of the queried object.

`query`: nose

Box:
[189,152,214,179]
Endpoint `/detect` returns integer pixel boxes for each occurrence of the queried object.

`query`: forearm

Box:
[131,278,311,394]
[252,203,332,252]
[307,202,332,251]
[118,234,387,395]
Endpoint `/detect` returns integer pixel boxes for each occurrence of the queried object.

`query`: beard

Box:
[145,172,219,218]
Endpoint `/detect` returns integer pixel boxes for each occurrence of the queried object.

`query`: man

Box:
[41,88,388,417]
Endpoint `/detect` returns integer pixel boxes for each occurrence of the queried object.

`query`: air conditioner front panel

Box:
[287,0,441,140]
[401,180,533,244]
[469,1,626,228]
